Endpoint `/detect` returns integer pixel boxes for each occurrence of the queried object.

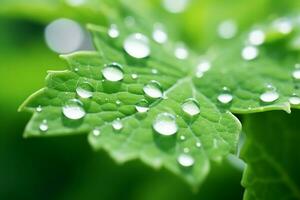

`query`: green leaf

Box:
[241,111,300,200]
[20,10,300,187]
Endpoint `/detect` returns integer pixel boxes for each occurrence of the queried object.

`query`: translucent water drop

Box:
[108,24,120,38]
[116,100,121,105]
[273,18,293,34]
[181,98,200,116]
[217,87,233,104]
[66,0,85,7]
[260,85,279,103]
[241,46,259,60]
[218,20,237,39]
[131,73,138,79]
[135,100,149,113]
[102,63,124,82]
[36,105,42,112]
[39,120,48,132]
[76,82,94,98]
[292,69,300,80]
[151,69,158,74]
[180,135,186,141]
[62,99,86,120]
[45,18,84,54]
[123,33,150,59]
[177,154,194,167]
[197,60,211,73]
[92,128,101,137]
[163,0,189,13]
[74,68,79,72]
[174,43,189,60]
[289,94,300,105]
[152,23,168,44]
[112,118,123,131]
[143,81,163,99]
[196,141,202,148]
[248,29,265,46]
[153,113,178,136]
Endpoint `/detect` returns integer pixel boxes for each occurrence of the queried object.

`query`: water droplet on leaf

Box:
[39,120,48,132]
[143,81,163,99]
[108,24,120,38]
[102,63,124,82]
[218,20,237,39]
[177,154,194,167]
[241,46,259,61]
[76,82,94,98]
[217,87,233,104]
[124,33,150,59]
[135,100,149,113]
[153,113,178,136]
[62,99,86,120]
[181,98,200,116]
[112,118,123,131]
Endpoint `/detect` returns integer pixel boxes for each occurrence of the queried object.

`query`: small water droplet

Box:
[39,120,48,132]
[131,73,138,79]
[197,60,211,73]
[36,105,42,112]
[218,20,238,39]
[196,141,202,148]
[112,118,123,131]
[74,68,79,72]
[102,62,124,82]
[273,18,293,34]
[217,87,233,104]
[248,29,265,46]
[152,23,168,44]
[181,98,200,116]
[151,69,158,74]
[292,69,300,80]
[123,33,150,59]
[153,113,178,136]
[76,82,94,98]
[183,147,190,153]
[260,85,279,103]
[163,0,189,13]
[66,0,85,7]
[92,128,101,137]
[116,100,121,105]
[62,99,86,120]
[108,24,120,38]
[180,135,186,141]
[143,81,163,99]
[289,94,300,105]
[135,100,149,113]
[177,154,194,167]
[174,43,189,60]
[241,46,259,61]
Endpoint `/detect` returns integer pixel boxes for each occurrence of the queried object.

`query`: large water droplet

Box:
[108,24,120,38]
[102,63,124,82]
[162,0,189,13]
[152,23,168,44]
[76,82,94,98]
[112,118,123,131]
[248,29,265,46]
[39,120,48,132]
[181,98,200,116]
[62,99,86,120]
[174,43,189,60]
[289,94,300,105]
[143,81,163,99]
[260,85,279,103]
[153,113,178,136]
[177,153,194,167]
[217,87,233,104]
[241,46,259,61]
[135,100,149,113]
[45,18,84,54]
[123,33,150,59]
[218,20,237,39]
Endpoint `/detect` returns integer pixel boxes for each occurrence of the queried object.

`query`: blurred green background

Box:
[0,0,299,199]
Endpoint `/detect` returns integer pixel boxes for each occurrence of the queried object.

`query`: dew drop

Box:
[152,23,168,44]
[248,29,265,46]
[153,113,178,136]
[174,43,189,60]
[183,147,190,153]
[181,98,200,116]
[76,82,94,98]
[108,24,120,38]
[162,0,189,13]
[62,99,86,120]
[177,154,194,167]
[102,62,124,82]
[92,128,101,137]
[217,20,237,39]
[260,85,279,103]
[131,73,138,79]
[74,68,79,72]
[123,33,150,59]
[196,141,202,148]
[39,120,48,132]
[143,81,163,99]
[135,100,149,113]
[116,100,121,105]
[217,87,233,104]
[289,94,300,105]
[151,68,158,74]
[241,46,259,61]
[292,69,300,80]
[36,105,42,112]
[273,18,293,35]
[180,135,186,141]
[112,118,123,131]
